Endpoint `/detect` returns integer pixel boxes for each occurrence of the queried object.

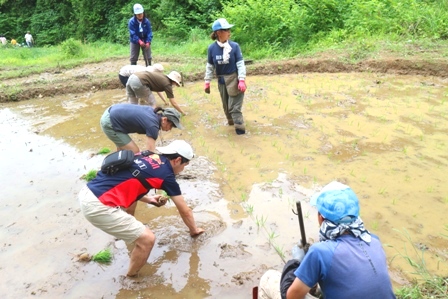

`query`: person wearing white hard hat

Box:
[118,63,167,105]
[78,139,205,277]
[126,70,186,115]
[204,18,247,135]
[128,3,153,66]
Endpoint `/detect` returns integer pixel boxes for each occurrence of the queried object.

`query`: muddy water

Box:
[1,72,448,298]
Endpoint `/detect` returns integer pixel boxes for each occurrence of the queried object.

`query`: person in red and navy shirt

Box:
[79,140,204,277]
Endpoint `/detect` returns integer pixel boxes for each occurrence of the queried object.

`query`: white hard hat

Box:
[133,4,144,14]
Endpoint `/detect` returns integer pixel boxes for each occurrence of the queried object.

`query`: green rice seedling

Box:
[91,248,112,264]
[244,204,254,215]
[255,215,267,229]
[371,220,379,230]
[273,244,286,263]
[83,169,98,181]
[97,147,111,155]
[267,230,279,241]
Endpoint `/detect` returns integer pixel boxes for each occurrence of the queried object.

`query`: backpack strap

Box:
[129,151,155,190]
[130,168,152,190]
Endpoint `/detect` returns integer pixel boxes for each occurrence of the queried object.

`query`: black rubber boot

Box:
[131,62,136,65]
[235,123,245,135]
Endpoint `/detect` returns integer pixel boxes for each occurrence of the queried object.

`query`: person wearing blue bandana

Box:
[258,181,396,299]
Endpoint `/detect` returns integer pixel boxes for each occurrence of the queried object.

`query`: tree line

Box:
[0,0,446,48]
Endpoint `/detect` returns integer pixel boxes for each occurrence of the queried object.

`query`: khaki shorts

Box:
[100,108,132,147]
[258,270,317,299]
[78,185,145,243]
[126,74,155,106]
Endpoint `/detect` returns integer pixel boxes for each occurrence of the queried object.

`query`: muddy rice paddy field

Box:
[0,56,447,298]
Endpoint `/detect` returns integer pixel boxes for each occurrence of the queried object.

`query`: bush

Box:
[60,38,83,58]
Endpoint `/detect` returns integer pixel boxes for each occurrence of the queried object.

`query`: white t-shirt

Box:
[119,65,147,77]
[25,33,33,42]
[118,64,164,77]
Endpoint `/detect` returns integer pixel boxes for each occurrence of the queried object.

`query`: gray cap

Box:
[163,108,183,129]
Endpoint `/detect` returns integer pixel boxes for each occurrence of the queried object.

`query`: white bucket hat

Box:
[133,3,144,14]
[156,140,194,160]
[167,71,182,86]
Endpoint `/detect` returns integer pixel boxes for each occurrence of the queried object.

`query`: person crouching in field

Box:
[78,140,205,277]
[119,63,167,105]
[258,181,396,299]
[126,70,186,115]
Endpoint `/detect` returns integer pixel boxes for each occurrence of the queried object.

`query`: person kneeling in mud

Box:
[258,181,395,299]
[78,140,205,277]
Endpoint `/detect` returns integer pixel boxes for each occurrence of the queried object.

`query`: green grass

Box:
[392,229,448,298]
[2,31,448,82]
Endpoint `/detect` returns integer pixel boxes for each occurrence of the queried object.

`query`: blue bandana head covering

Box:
[310,181,360,224]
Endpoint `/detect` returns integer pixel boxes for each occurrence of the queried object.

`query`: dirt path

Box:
[1,55,447,102]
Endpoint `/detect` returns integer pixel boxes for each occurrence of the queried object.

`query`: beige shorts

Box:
[258,270,317,299]
[78,185,145,243]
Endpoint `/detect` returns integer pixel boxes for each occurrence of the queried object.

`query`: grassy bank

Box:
[1,31,448,81]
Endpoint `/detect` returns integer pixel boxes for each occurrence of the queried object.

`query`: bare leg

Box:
[118,140,140,154]
[127,227,155,277]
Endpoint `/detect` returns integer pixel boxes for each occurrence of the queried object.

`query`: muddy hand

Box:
[190,227,205,238]
[149,194,168,207]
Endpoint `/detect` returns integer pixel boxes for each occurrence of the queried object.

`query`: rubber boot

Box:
[131,62,136,65]
[235,123,245,135]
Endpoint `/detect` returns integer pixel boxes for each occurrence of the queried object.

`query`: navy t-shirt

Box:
[87,153,181,208]
[207,40,243,83]
[109,104,160,139]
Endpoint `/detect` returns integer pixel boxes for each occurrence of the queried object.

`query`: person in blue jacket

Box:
[128,3,153,66]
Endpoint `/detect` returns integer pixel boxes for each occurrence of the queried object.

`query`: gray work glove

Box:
[292,243,306,262]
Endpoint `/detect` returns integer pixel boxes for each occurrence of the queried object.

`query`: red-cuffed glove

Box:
[138,39,145,47]
[238,80,246,92]
[146,42,150,48]
[204,82,210,94]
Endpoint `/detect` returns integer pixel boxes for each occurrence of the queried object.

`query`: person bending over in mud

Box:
[258,181,396,299]
[100,104,183,153]
[78,140,205,277]
[126,70,186,115]
[118,63,167,105]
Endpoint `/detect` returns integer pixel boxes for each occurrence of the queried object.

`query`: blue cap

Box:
[212,18,234,31]
[310,181,359,224]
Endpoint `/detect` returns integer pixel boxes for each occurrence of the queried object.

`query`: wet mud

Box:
[1,59,448,298]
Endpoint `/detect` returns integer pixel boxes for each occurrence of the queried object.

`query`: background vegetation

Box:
[0,0,447,53]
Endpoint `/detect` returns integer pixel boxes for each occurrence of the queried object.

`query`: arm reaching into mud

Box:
[168,97,186,116]
[170,194,204,237]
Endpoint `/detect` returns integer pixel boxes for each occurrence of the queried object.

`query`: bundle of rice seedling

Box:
[91,248,113,264]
